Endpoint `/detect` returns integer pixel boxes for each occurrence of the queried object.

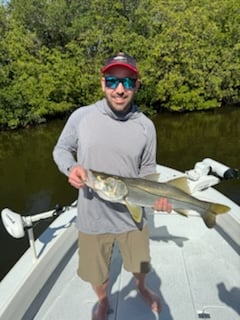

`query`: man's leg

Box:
[134,273,161,313]
[92,280,109,320]
[77,232,114,320]
[117,226,161,313]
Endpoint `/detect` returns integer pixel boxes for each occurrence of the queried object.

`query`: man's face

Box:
[101,66,140,113]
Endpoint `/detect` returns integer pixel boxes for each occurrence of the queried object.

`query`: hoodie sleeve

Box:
[53,112,78,176]
[138,117,157,177]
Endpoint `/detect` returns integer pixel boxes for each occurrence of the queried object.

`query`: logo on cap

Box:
[113,54,128,62]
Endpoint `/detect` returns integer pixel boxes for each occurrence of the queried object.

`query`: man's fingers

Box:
[68,166,87,189]
[153,198,172,213]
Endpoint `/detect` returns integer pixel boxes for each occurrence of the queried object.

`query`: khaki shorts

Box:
[77,226,151,286]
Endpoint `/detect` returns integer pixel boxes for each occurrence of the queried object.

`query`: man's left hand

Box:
[153,197,172,213]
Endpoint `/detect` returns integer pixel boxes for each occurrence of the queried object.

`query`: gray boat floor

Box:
[27,212,240,320]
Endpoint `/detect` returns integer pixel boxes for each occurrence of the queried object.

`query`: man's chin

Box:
[107,99,131,113]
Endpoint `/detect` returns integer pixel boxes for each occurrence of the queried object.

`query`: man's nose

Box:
[115,81,125,93]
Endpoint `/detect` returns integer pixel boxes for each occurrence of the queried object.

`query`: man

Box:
[53,52,172,320]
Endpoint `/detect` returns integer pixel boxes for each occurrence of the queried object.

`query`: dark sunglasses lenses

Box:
[105,77,136,89]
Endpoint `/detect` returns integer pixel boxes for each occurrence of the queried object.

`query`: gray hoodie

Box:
[53,98,157,234]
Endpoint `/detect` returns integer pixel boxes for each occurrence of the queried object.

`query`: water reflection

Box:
[0,107,239,280]
[0,120,76,213]
[153,106,240,204]
[0,120,77,280]
[154,107,240,171]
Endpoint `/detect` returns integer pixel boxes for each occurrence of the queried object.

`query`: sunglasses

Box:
[105,76,137,90]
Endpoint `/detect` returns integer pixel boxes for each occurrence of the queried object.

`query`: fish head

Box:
[86,170,128,202]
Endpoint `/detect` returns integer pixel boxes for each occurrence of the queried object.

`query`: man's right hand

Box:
[68,165,87,189]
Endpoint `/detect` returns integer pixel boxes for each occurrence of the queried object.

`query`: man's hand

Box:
[68,165,87,189]
[153,197,172,213]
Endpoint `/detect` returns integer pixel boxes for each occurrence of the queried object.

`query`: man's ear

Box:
[135,79,141,91]
[101,77,106,91]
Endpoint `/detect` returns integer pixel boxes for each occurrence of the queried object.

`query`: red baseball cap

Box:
[101,52,139,75]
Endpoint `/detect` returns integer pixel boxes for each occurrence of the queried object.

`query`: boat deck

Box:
[25,211,239,320]
[1,165,239,320]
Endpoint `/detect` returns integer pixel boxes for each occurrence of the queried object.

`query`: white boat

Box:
[0,159,239,320]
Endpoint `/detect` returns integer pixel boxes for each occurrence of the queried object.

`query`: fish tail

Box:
[210,203,231,214]
[202,203,230,228]
[202,212,216,228]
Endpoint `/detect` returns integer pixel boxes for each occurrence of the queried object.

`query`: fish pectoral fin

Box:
[125,202,143,223]
[174,209,189,217]
[124,202,143,223]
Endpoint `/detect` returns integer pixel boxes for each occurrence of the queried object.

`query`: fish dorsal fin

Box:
[143,173,160,182]
[167,176,190,194]
[124,201,143,230]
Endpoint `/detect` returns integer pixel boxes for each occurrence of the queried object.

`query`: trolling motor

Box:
[202,158,238,179]
[1,204,66,260]
[186,158,238,193]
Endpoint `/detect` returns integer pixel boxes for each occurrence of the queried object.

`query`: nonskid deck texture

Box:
[27,211,240,320]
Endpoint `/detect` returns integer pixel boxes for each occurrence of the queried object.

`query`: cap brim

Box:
[101,63,139,75]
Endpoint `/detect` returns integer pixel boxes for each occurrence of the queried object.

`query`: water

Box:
[0,119,78,280]
[0,107,239,281]
[153,106,240,203]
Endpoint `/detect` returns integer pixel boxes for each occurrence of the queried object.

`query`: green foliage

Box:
[0,0,240,129]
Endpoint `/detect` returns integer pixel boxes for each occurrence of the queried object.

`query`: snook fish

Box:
[85,169,230,229]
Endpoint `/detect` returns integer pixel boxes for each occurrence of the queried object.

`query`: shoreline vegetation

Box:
[0,0,239,130]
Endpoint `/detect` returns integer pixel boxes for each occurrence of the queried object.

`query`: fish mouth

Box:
[86,170,128,201]
[85,170,96,188]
